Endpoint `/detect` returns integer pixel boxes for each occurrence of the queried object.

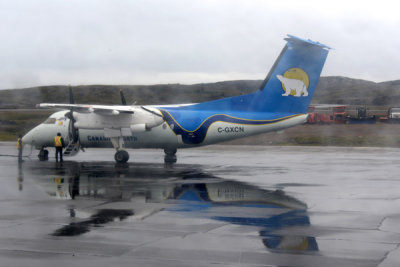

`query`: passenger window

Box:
[43,118,57,124]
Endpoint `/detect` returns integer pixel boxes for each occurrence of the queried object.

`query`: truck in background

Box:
[307,105,347,124]
[379,107,400,123]
[347,106,376,124]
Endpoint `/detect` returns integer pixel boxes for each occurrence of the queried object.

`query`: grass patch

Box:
[0,110,52,121]
[0,110,52,141]
[0,131,18,141]
[292,136,400,147]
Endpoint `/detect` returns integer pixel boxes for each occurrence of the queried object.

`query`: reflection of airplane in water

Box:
[29,161,318,253]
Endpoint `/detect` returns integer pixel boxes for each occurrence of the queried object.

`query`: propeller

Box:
[141,106,163,118]
[69,85,75,105]
[66,86,79,143]
[120,89,163,130]
[120,89,127,105]
[120,89,138,105]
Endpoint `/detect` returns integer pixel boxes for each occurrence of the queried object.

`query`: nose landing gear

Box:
[38,148,49,161]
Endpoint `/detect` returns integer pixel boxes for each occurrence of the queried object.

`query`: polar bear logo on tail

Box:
[277,74,308,97]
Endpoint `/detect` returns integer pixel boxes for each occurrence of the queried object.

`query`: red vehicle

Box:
[332,106,347,124]
[307,105,347,124]
[380,107,400,123]
[307,112,333,124]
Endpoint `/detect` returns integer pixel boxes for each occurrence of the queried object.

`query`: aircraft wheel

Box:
[164,148,177,156]
[164,154,177,164]
[164,148,177,164]
[115,150,129,163]
[38,149,49,161]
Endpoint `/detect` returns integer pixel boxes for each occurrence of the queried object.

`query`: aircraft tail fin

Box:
[159,35,331,140]
[167,35,330,115]
[252,35,330,114]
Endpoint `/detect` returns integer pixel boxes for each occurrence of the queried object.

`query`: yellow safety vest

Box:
[16,138,22,149]
[54,136,62,147]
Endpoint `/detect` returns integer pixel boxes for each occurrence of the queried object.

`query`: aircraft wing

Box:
[37,103,136,115]
[37,103,165,133]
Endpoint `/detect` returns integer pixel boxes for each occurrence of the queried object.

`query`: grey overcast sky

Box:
[0,0,399,89]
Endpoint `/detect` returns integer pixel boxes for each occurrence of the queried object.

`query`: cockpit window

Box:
[43,118,57,124]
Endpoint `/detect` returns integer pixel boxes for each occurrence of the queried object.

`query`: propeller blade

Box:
[120,89,127,105]
[141,106,163,118]
[69,86,75,104]
[68,86,79,143]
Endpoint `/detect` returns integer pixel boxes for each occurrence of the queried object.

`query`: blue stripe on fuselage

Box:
[160,109,302,145]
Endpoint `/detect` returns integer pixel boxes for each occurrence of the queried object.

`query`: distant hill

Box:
[0,81,259,109]
[1,76,400,108]
[314,77,400,106]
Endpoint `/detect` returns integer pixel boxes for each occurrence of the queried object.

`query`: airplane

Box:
[22,35,331,163]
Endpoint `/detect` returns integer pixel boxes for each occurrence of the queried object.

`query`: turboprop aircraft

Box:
[22,35,330,163]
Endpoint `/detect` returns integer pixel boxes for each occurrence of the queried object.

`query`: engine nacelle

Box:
[130,124,146,133]
[130,115,164,133]
[146,115,164,129]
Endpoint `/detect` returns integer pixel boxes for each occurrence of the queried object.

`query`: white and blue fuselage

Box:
[23,109,307,149]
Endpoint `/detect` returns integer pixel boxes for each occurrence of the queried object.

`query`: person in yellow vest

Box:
[54,132,65,162]
[16,135,23,162]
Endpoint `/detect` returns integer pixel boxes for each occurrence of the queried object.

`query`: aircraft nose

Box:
[22,129,34,145]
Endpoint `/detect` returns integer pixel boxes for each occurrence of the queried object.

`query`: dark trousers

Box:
[55,147,63,162]
[18,148,23,161]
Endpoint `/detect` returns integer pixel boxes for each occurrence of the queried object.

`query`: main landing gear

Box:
[164,148,177,164]
[114,150,129,163]
[109,135,130,164]
[114,148,176,164]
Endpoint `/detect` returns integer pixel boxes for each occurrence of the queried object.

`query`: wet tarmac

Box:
[0,143,400,267]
